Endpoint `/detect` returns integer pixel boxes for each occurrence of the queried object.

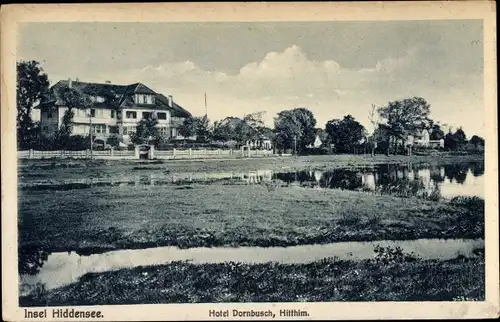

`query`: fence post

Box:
[134,146,140,159]
[86,149,90,158]
[110,147,114,157]
[29,149,34,159]
[149,145,155,159]
[173,148,176,159]
[204,149,207,157]
[189,148,192,159]
[218,149,221,156]
[60,150,64,158]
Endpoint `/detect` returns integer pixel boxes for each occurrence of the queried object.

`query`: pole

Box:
[89,112,93,160]
[204,92,207,117]
[294,135,297,156]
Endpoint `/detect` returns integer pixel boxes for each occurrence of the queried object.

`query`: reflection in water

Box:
[273,162,484,199]
[19,238,483,294]
[20,163,484,199]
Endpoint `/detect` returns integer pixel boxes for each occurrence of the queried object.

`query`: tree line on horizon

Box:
[16,60,485,154]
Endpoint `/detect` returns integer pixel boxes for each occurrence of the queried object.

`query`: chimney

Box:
[68,78,72,89]
[168,95,173,108]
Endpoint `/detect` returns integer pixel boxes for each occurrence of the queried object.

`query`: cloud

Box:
[90,45,483,136]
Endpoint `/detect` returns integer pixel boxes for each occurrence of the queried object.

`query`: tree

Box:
[54,86,93,147]
[213,116,245,142]
[54,109,75,149]
[368,104,380,156]
[178,116,196,140]
[430,124,445,140]
[59,86,93,113]
[17,60,50,149]
[444,131,458,151]
[453,127,467,149]
[325,115,366,153]
[469,135,485,147]
[274,108,316,154]
[193,115,212,142]
[373,124,391,155]
[243,112,267,141]
[377,97,431,154]
[130,115,159,145]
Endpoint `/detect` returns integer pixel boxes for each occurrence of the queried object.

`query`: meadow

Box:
[17,154,485,304]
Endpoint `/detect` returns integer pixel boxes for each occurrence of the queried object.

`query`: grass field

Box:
[19,181,483,255]
[20,253,484,306]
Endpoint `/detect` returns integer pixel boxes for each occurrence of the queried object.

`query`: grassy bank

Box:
[19,182,483,257]
[18,154,484,183]
[20,254,484,306]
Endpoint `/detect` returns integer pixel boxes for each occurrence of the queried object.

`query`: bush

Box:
[373,245,419,264]
[63,135,90,151]
[106,135,121,148]
[305,147,329,155]
[450,196,484,211]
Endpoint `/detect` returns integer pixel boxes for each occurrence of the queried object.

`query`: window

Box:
[126,111,137,119]
[142,112,151,119]
[92,124,107,135]
[157,112,167,120]
[135,94,154,105]
[111,110,115,118]
[90,96,105,103]
[123,126,136,135]
[117,111,122,119]
[90,109,96,117]
[109,126,119,134]
[47,111,53,119]
[159,127,169,136]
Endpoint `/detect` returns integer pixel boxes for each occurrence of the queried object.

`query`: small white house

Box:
[307,134,323,149]
[407,129,444,148]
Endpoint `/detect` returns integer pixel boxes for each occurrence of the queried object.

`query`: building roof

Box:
[156,93,192,118]
[39,80,190,116]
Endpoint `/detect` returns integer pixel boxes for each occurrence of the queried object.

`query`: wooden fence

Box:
[17,149,136,160]
[18,147,276,160]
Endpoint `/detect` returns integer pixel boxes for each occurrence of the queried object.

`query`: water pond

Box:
[20,238,483,294]
[20,162,484,199]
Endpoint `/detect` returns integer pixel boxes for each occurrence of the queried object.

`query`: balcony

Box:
[171,117,185,127]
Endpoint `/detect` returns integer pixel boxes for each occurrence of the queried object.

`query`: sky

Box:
[18,21,485,137]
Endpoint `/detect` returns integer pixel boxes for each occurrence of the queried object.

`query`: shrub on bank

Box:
[450,196,484,211]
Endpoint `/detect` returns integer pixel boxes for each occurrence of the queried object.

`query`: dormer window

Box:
[135,94,154,105]
[90,96,105,103]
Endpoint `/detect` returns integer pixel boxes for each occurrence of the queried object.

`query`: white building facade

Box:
[38,79,192,144]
